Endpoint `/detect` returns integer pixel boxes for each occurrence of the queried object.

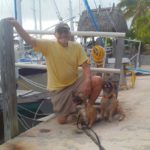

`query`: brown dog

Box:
[72,91,100,128]
[78,102,97,128]
[101,81,125,122]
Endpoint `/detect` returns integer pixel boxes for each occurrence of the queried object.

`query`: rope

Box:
[18,90,34,97]
[18,116,29,130]
[52,0,63,21]
[19,75,47,90]
[18,112,41,122]
[17,100,50,129]
[19,75,46,88]
[32,100,45,127]
[18,104,50,116]
[17,80,31,90]
[77,114,105,150]
[18,112,30,129]
[91,45,105,63]
[93,0,98,9]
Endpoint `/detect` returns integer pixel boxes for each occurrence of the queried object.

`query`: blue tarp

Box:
[127,67,150,75]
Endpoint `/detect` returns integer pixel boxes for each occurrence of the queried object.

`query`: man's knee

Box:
[91,75,103,87]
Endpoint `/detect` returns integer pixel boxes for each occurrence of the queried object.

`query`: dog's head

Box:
[72,91,87,105]
[102,81,114,94]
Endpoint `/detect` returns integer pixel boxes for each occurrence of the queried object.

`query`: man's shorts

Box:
[49,76,83,116]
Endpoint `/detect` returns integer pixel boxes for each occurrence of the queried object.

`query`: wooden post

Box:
[0,19,19,141]
[114,38,126,89]
[112,39,117,57]
[115,38,124,69]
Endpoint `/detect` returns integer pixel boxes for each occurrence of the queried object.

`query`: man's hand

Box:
[3,17,35,47]
[3,17,18,27]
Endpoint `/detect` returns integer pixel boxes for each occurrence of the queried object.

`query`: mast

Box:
[82,0,100,31]
[39,0,42,38]
[52,0,63,21]
[32,0,37,31]
[69,0,74,31]
[14,0,22,25]
[39,0,42,31]
[14,0,24,52]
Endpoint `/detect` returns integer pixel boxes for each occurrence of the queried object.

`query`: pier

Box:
[0,76,150,150]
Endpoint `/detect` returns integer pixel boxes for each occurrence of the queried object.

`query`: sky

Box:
[0,0,120,30]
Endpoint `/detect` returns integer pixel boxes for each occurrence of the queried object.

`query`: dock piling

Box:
[0,19,19,141]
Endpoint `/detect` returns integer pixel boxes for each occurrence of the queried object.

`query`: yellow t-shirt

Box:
[33,39,88,91]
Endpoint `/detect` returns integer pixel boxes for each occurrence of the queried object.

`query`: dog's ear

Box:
[111,82,118,94]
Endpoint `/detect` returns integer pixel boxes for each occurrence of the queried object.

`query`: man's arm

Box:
[81,61,92,96]
[6,18,36,47]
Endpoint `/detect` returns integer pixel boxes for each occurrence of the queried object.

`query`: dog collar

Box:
[102,93,114,100]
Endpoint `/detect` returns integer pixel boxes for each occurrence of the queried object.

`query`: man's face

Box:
[55,29,71,47]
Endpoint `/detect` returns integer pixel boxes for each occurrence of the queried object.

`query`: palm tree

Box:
[133,12,150,43]
[118,0,150,25]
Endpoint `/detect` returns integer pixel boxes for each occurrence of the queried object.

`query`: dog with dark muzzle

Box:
[101,81,125,122]
[72,91,99,128]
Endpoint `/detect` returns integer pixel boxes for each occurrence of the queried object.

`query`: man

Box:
[6,18,103,124]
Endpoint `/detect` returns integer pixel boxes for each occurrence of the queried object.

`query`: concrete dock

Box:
[0,76,150,150]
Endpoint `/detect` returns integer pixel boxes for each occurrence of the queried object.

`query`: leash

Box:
[76,114,105,150]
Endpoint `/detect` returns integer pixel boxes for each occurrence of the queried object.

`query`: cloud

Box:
[0,0,119,30]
